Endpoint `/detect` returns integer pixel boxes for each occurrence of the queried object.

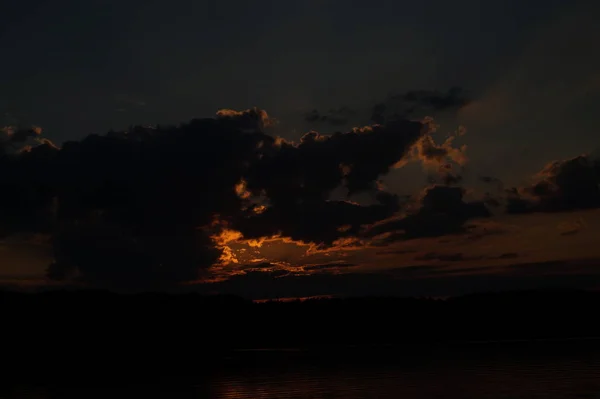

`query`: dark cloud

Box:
[367,185,491,242]
[464,222,508,241]
[374,248,418,255]
[302,88,470,190]
[303,262,357,271]
[441,170,463,186]
[232,120,427,247]
[0,125,45,155]
[369,231,412,247]
[113,94,147,113]
[7,102,597,293]
[246,120,425,198]
[48,220,221,289]
[309,87,470,128]
[216,107,276,131]
[387,265,444,278]
[557,218,586,236]
[482,192,502,208]
[367,87,471,122]
[560,229,579,236]
[43,117,271,290]
[398,123,468,188]
[501,259,600,276]
[479,176,505,207]
[192,259,600,299]
[414,252,483,262]
[304,107,357,126]
[0,109,447,289]
[480,175,504,187]
[506,155,600,214]
[389,264,487,278]
[426,165,463,186]
[393,87,470,114]
[0,140,59,237]
[233,197,401,247]
[496,252,519,260]
[414,251,520,262]
[370,103,386,125]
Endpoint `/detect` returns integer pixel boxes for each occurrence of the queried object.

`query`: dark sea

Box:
[3,341,600,399]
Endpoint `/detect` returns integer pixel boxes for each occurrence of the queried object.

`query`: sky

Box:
[1,0,600,299]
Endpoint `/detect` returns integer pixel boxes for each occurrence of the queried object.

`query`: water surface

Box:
[4,343,600,399]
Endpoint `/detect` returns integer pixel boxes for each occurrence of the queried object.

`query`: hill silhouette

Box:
[2,289,600,381]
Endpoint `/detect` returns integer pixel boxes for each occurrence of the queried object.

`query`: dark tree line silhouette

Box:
[2,289,600,380]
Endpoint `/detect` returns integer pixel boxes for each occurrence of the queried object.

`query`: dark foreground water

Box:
[3,342,600,399]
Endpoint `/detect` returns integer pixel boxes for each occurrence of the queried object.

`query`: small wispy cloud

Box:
[114,94,147,112]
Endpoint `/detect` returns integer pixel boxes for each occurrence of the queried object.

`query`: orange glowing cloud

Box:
[211,228,244,265]
[211,228,243,246]
[209,221,369,271]
[398,128,468,170]
[215,107,276,130]
[253,205,267,214]
[234,179,251,199]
